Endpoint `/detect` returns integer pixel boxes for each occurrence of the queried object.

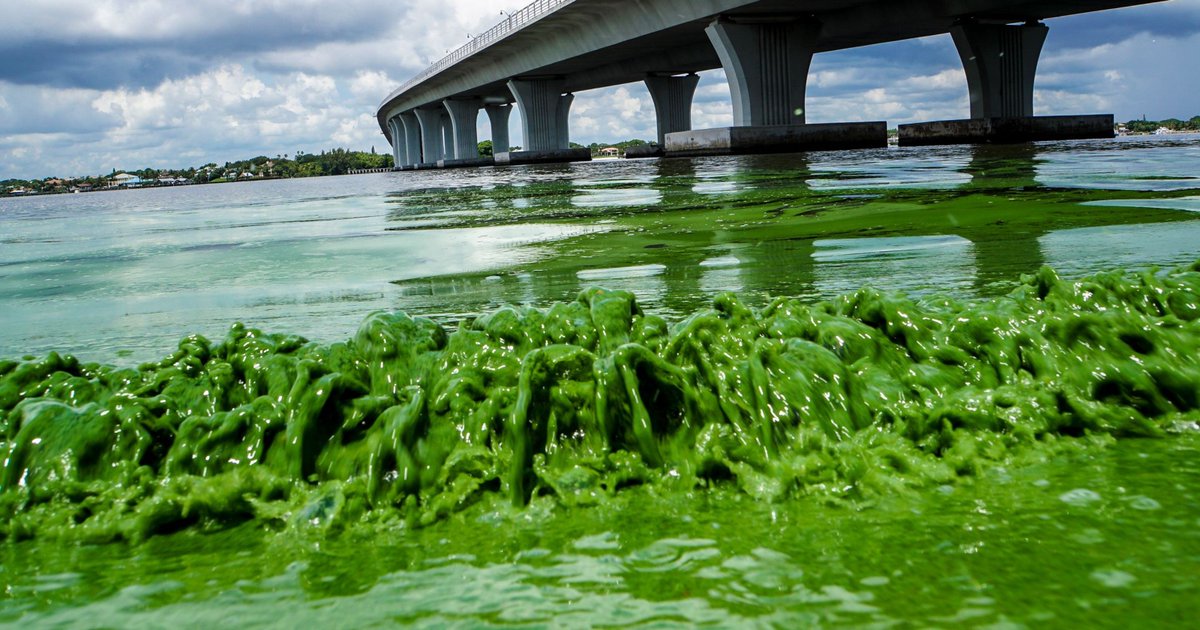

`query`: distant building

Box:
[111,173,142,187]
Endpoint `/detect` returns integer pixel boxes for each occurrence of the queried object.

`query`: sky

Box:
[1,0,1198,180]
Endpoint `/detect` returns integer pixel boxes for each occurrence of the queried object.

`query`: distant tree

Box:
[477,140,494,157]
[274,161,297,178]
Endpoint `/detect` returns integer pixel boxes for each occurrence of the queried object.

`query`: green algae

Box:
[2,261,1199,542]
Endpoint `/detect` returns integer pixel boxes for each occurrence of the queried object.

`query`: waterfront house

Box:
[111,173,142,187]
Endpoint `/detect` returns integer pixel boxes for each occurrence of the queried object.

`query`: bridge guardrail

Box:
[395,0,576,96]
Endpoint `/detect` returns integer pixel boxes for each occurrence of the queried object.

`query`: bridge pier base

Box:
[485,104,512,154]
[900,21,1112,145]
[898,115,1115,146]
[414,107,445,168]
[665,122,887,156]
[494,148,591,166]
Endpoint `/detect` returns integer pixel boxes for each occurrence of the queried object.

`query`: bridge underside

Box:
[379,0,1159,165]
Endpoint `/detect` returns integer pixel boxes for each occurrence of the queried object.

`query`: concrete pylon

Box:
[388,117,403,169]
[399,111,421,167]
[644,73,700,145]
[556,93,574,149]
[508,78,573,152]
[485,103,512,153]
[951,21,1048,119]
[413,107,444,166]
[440,110,454,161]
[443,98,482,160]
[705,17,821,126]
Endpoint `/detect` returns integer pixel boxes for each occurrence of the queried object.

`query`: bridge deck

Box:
[377,0,1159,135]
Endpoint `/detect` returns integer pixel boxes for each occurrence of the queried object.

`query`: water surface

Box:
[4,137,1199,365]
[2,135,1200,627]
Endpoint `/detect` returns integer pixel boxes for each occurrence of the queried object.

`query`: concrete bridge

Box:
[376,0,1163,169]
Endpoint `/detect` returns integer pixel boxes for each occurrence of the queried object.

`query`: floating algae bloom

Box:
[2,262,1198,541]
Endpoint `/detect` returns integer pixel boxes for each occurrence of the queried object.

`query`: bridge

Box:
[376,0,1163,169]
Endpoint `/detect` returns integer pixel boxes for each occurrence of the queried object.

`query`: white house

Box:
[112,173,142,187]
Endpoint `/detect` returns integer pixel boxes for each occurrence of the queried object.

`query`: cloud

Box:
[0,0,531,178]
[0,83,121,135]
[1041,0,1200,48]
[0,64,393,178]
[0,0,532,90]
[0,3,391,90]
[1037,29,1200,120]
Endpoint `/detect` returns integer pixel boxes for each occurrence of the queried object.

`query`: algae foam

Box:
[2,262,1198,541]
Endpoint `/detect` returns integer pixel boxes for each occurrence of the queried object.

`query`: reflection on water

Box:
[1036,134,1200,190]
[813,235,976,299]
[1041,221,1200,278]
[2,136,1199,364]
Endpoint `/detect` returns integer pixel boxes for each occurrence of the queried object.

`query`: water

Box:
[4,136,1199,366]
[3,437,1198,627]
[2,135,1200,626]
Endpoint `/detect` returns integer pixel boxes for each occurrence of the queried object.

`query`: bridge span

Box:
[377,0,1163,169]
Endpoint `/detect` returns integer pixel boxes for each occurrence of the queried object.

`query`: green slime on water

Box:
[2,262,1199,542]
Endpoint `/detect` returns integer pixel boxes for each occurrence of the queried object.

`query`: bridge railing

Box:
[396,0,576,96]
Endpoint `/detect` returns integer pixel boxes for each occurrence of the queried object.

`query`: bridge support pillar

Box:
[485,103,512,153]
[954,21,1047,119]
[706,17,820,126]
[399,111,421,168]
[443,98,483,163]
[556,93,574,150]
[440,110,454,163]
[899,21,1114,145]
[508,78,569,151]
[414,107,445,167]
[645,73,700,146]
[388,117,403,170]
[500,78,590,165]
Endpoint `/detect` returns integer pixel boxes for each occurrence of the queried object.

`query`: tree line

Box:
[1122,116,1200,133]
[2,148,393,196]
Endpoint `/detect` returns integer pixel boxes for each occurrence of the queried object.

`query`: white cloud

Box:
[1037,31,1200,120]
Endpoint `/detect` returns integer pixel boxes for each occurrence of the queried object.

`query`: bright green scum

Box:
[2,262,1198,542]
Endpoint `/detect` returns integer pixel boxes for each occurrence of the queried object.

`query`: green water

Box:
[3,138,1200,626]
[3,436,1198,626]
